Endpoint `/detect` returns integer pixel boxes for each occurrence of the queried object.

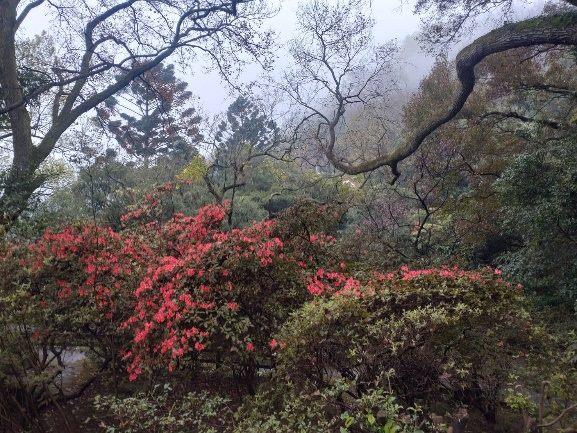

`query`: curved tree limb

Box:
[536,402,577,429]
[324,12,577,180]
[481,111,562,129]
[15,0,47,31]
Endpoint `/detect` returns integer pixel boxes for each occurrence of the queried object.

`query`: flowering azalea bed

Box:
[2,191,353,380]
[2,193,558,433]
[3,193,515,381]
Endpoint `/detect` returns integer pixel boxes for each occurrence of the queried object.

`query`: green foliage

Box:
[228,195,270,227]
[20,153,211,233]
[275,268,536,422]
[337,390,430,433]
[504,389,537,415]
[177,155,208,182]
[496,138,577,304]
[92,384,232,433]
[504,325,577,428]
[233,383,336,433]
[234,374,434,433]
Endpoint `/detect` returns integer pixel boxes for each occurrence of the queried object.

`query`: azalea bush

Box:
[1,190,346,386]
[270,266,538,428]
[0,222,151,385]
[2,186,565,432]
[0,220,150,432]
[122,206,305,383]
[118,195,347,385]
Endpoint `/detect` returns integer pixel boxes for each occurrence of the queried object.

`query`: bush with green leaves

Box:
[495,138,577,307]
[273,267,537,426]
[503,327,577,431]
[234,379,435,433]
[91,384,232,433]
[233,382,337,433]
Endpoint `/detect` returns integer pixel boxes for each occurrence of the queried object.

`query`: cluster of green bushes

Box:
[1,199,576,432]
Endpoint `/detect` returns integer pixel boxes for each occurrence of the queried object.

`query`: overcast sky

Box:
[181,0,544,115]
[19,1,427,114]
[19,0,546,116]
[189,0,425,114]
[167,0,426,115]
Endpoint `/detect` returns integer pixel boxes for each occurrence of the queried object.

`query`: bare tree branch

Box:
[293,10,577,180]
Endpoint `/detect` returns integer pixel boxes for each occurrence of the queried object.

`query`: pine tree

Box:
[97,63,203,166]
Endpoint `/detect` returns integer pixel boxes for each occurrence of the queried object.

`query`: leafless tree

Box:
[0,0,274,225]
[354,140,458,265]
[283,0,401,180]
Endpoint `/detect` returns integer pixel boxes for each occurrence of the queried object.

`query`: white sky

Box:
[19,0,425,115]
[187,0,425,113]
[19,0,547,116]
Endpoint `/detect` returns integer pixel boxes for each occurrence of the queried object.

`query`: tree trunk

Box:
[0,0,39,225]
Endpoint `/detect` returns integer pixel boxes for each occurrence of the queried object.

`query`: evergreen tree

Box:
[97,63,203,165]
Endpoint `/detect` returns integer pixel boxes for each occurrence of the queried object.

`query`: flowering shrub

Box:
[0,225,145,430]
[0,224,149,370]
[1,189,562,432]
[274,266,537,426]
[120,199,350,382]
[1,193,346,386]
[123,209,301,380]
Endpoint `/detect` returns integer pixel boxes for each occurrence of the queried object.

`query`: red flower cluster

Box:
[116,201,333,379]
[307,265,511,301]
[307,268,362,297]
[371,265,504,283]
[24,225,149,321]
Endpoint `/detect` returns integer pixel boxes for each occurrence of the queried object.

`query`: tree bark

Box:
[0,1,245,226]
[0,0,39,224]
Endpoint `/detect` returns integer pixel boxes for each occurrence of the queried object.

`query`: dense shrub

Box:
[0,194,345,387]
[234,380,434,433]
[0,222,149,431]
[496,139,577,306]
[117,197,344,384]
[92,384,232,433]
[0,223,150,387]
[271,267,537,426]
[4,192,572,432]
[122,207,308,382]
